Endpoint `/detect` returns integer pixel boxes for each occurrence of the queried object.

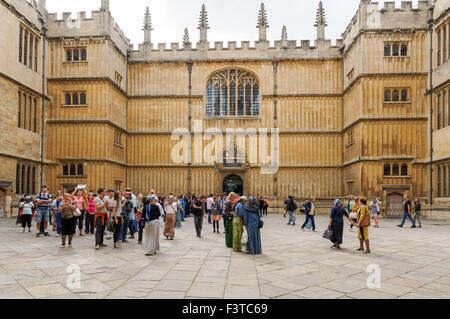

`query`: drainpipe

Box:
[428,5,435,206]
[38,15,47,188]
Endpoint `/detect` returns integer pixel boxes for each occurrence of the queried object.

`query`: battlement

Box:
[46,9,130,56]
[342,1,429,49]
[130,38,344,62]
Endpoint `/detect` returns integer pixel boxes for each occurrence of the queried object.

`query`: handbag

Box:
[106,217,116,232]
[73,208,81,217]
[322,228,334,240]
[258,219,264,229]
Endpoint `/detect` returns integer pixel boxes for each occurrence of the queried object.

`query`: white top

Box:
[310,203,315,216]
[22,203,34,215]
[164,203,177,215]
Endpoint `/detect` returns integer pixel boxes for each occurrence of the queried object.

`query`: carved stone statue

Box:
[225,180,237,195]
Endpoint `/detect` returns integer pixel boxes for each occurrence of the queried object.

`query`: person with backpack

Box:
[301,196,316,232]
[286,196,297,226]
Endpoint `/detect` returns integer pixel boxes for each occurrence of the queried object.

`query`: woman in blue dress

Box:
[328,199,356,249]
[243,198,262,255]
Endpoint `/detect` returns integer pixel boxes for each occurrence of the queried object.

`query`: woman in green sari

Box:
[233,196,248,252]
[225,192,237,248]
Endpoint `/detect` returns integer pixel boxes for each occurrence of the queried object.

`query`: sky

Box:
[45,0,422,49]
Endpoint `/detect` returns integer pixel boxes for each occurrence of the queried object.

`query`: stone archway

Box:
[223,175,244,196]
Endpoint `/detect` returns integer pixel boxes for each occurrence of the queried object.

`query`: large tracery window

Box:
[206,68,259,117]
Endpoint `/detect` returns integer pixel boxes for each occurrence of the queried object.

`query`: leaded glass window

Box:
[205,68,259,117]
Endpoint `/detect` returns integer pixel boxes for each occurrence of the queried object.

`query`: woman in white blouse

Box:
[163,195,177,240]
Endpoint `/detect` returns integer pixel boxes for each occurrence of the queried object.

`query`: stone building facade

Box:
[0,0,449,218]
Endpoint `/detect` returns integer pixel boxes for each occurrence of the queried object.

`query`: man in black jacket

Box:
[286,196,297,226]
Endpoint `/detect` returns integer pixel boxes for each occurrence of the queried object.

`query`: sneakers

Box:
[95,245,100,250]
[411,225,417,228]
[397,225,403,228]
[44,232,50,237]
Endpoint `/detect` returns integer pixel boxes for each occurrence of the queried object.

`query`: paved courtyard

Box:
[1,214,450,299]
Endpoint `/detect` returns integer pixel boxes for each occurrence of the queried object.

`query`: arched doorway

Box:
[223,175,243,196]
[386,192,403,219]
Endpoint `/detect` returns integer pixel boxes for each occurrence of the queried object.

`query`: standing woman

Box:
[112,191,123,248]
[225,192,237,248]
[21,196,34,233]
[211,196,222,233]
[136,194,145,244]
[175,196,182,228]
[233,196,247,252]
[414,198,422,228]
[356,197,371,254]
[72,188,87,237]
[328,199,355,249]
[370,198,380,228]
[243,198,262,255]
[143,196,161,256]
[85,193,96,235]
[59,193,77,248]
[163,195,177,240]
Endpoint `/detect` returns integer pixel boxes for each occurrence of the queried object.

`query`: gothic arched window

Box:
[65,93,71,105]
[392,44,399,56]
[72,93,79,105]
[81,48,87,61]
[393,164,400,176]
[384,90,391,102]
[206,68,259,117]
[401,164,408,176]
[384,44,391,56]
[392,90,399,102]
[384,164,391,176]
[401,44,408,56]
[66,49,72,62]
[401,90,408,102]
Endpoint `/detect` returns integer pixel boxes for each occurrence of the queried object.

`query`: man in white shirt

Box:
[206,194,214,224]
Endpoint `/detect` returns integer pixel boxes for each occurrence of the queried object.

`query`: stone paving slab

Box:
[1,215,450,299]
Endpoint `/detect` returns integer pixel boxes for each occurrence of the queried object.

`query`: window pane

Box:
[214,85,220,116]
[401,164,408,176]
[401,44,407,56]
[33,99,37,132]
[34,37,38,71]
[392,90,399,102]
[238,84,244,116]
[392,44,399,56]
[63,164,68,176]
[72,93,79,105]
[21,165,25,194]
[19,26,23,62]
[438,166,442,197]
[65,93,71,105]
[229,83,236,116]
[253,84,259,116]
[24,30,28,66]
[206,84,213,116]
[26,166,31,195]
[32,166,36,194]
[221,85,228,116]
[81,49,86,61]
[70,164,76,176]
[28,96,32,130]
[438,30,441,66]
[384,90,391,102]
[74,49,79,61]
[384,44,390,56]
[29,34,33,68]
[245,84,252,116]
[18,91,21,128]
[23,94,27,130]
[393,164,399,176]
[384,164,391,176]
[66,49,72,61]
[444,166,447,197]
[401,90,408,102]
[80,93,86,105]
[16,164,20,194]
[437,93,441,130]
[77,164,83,176]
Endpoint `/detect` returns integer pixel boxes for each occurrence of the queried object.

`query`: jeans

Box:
[180,208,185,221]
[113,217,123,244]
[400,211,416,227]
[36,208,50,224]
[95,217,105,246]
[85,214,95,234]
[288,211,295,225]
[121,215,130,241]
[56,213,62,234]
[194,215,203,237]
[76,210,86,231]
[301,214,316,230]
[129,220,136,237]
[207,209,212,223]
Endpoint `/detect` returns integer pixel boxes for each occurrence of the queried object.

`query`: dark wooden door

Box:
[386,193,403,219]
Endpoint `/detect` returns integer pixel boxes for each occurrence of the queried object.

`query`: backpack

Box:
[301,202,310,214]
[287,200,297,212]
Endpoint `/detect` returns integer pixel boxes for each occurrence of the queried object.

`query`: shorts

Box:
[36,209,50,223]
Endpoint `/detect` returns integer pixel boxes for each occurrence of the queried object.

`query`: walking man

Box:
[398,195,416,228]
[301,196,317,231]
[192,196,206,238]
[35,186,52,237]
[286,196,297,226]
[206,194,214,224]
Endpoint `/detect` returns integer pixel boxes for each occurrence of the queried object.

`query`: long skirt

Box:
[144,219,160,255]
[330,218,344,245]
[247,225,262,255]
[164,214,176,238]
[232,217,244,252]
[175,209,182,228]
[225,218,233,248]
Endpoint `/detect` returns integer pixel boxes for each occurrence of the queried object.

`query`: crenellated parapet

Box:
[342,1,429,51]
[130,38,343,62]
[46,8,130,56]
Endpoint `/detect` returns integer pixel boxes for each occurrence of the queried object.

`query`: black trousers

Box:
[95,217,105,246]
[194,215,203,237]
[113,217,123,244]
[213,220,220,232]
[85,214,95,234]
[21,215,32,228]
[138,221,144,243]
[301,214,316,230]
[76,210,86,231]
